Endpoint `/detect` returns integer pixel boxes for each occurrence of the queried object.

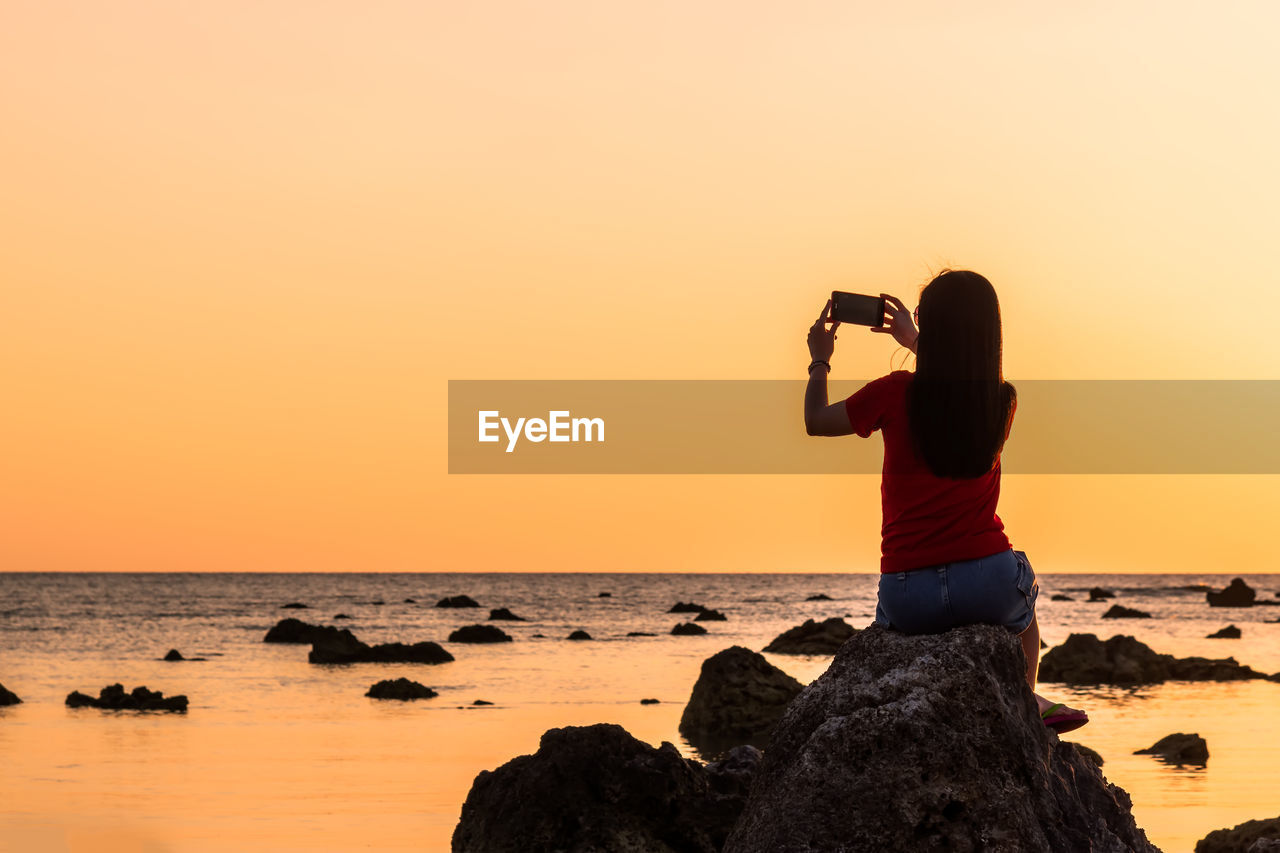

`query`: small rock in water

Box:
[449,624,513,644]
[668,601,706,613]
[640,698,660,704]
[163,649,185,661]
[1207,578,1257,608]
[1088,587,1116,601]
[472,699,494,706]
[1134,732,1208,765]
[263,618,345,645]
[66,684,188,712]
[1207,625,1242,639]
[531,633,546,638]
[672,622,707,636]
[763,618,856,654]
[1040,632,1273,684]
[566,630,592,640]
[333,613,352,620]
[694,608,727,621]
[437,595,481,608]
[308,629,454,665]
[280,602,309,610]
[366,678,437,701]
[0,682,21,706]
[805,593,832,601]
[626,631,656,637]
[488,608,527,621]
[370,600,385,606]
[404,598,416,604]
[597,592,612,597]
[1051,594,1074,601]
[1102,604,1152,619]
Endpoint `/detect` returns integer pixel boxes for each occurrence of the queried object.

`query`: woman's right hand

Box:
[871,293,919,352]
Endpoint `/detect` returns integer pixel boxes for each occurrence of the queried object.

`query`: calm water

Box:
[2,572,1279,853]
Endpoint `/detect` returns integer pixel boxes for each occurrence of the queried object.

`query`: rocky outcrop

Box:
[366,678,438,700]
[161,648,205,661]
[598,592,612,597]
[722,623,1157,853]
[1051,594,1074,601]
[263,618,344,644]
[452,723,761,853]
[672,622,707,635]
[487,608,526,621]
[640,698,660,704]
[626,631,656,637]
[308,629,454,665]
[437,595,480,608]
[669,601,707,613]
[1208,625,1242,639]
[1196,816,1280,852]
[679,646,804,754]
[566,630,592,640]
[1089,587,1117,600]
[1208,578,1256,607]
[66,684,188,712]
[447,625,512,643]
[1134,732,1208,765]
[762,617,856,654]
[695,609,727,621]
[280,602,309,609]
[1039,633,1273,684]
[1103,604,1153,619]
[805,593,832,601]
[0,682,20,706]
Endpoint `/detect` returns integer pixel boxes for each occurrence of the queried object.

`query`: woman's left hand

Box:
[871,293,919,351]
[808,300,840,362]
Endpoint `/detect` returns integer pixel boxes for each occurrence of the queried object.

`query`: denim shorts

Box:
[873,548,1038,634]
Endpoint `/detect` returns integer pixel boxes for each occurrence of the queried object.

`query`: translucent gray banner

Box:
[447,380,1280,474]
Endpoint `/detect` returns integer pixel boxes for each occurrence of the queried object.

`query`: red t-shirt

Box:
[844,370,1013,573]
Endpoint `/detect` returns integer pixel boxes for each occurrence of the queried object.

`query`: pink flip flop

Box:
[1041,702,1089,734]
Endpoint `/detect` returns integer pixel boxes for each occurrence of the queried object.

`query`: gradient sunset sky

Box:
[3,1,1278,573]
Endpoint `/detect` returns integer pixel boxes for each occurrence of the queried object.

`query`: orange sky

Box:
[3,1,1278,573]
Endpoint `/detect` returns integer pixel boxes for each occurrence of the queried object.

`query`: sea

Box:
[2,571,1279,853]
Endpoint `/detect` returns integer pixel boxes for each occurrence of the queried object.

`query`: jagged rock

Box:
[640,698,660,704]
[763,617,856,654]
[448,624,513,643]
[669,601,706,613]
[1250,839,1280,852]
[1197,817,1280,853]
[694,609,727,621]
[280,602,309,609]
[1103,604,1152,619]
[488,608,526,621]
[365,678,437,700]
[1039,633,1272,684]
[627,631,657,637]
[452,723,759,852]
[1208,625,1242,639]
[163,649,185,661]
[566,630,592,640]
[673,622,708,636]
[1089,587,1117,600]
[1208,578,1257,607]
[805,593,832,601]
[679,646,803,753]
[0,682,20,706]
[1134,732,1208,765]
[308,629,454,664]
[437,595,481,608]
[1073,744,1105,767]
[66,684,188,712]
[1051,594,1074,601]
[263,618,345,644]
[722,624,1156,853]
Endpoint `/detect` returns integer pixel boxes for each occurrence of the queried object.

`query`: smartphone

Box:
[830,291,885,327]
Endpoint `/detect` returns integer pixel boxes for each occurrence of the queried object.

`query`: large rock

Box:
[722,624,1156,852]
[66,684,188,712]
[308,629,454,664]
[448,624,513,643]
[763,617,856,654]
[695,609,727,621]
[1208,578,1256,607]
[452,723,760,853]
[1039,633,1273,684]
[1196,815,1280,852]
[263,618,345,644]
[1134,732,1208,765]
[0,682,20,706]
[366,678,438,700]
[679,646,804,754]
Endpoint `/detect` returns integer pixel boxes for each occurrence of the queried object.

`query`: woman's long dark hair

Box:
[907,269,1016,479]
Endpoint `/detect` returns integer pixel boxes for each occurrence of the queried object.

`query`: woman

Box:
[802,269,1087,734]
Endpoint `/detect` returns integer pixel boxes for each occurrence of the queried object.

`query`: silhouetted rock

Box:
[722,624,1156,853]
[566,630,592,640]
[1074,744,1104,767]
[763,617,856,654]
[694,608,727,621]
[403,598,416,604]
[1089,587,1116,600]
[1196,815,1280,852]
[1135,732,1208,765]
[370,600,385,606]
[448,624,513,644]
[640,698,660,704]
[263,618,344,644]
[66,684,188,712]
[1103,604,1152,619]
[308,629,454,665]
[1208,625,1242,639]
[163,649,184,661]
[626,631,656,637]
[672,622,707,635]
[805,593,832,601]
[472,699,493,706]
[366,678,437,700]
[679,646,803,753]
[1040,633,1272,684]
[0,682,20,706]
[1208,578,1256,607]
[281,602,308,609]
[334,613,351,620]
[487,608,526,621]
[1051,594,1074,601]
[669,601,706,613]
[1177,584,1214,592]
[437,595,481,608]
[1040,639,1049,649]
[452,723,760,853]
[598,592,611,597]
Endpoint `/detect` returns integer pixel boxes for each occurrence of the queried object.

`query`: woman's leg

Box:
[1017,611,1040,693]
